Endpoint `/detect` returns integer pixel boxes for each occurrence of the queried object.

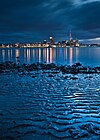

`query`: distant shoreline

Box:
[0,45,100,49]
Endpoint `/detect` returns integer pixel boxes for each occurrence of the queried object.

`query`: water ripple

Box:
[0,73,100,139]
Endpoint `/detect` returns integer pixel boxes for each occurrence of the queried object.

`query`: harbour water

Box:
[0,47,100,139]
[0,47,100,66]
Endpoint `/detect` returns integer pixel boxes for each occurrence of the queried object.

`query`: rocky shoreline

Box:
[0,61,100,74]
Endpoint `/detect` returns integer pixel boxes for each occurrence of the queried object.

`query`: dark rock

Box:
[51,71,59,74]
[48,74,54,77]
[70,77,78,80]
[40,63,47,69]
[45,63,57,70]
[0,70,5,73]
[75,62,82,66]
[64,76,68,79]
[95,67,100,71]
[25,63,38,71]
[70,69,79,74]
[84,76,93,79]
[13,63,17,69]
[1,61,100,74]
[32,75,37,78]
[72,62,82,68]
[21,72,26,75]
[0,63,6,70]
[60,66,68,73]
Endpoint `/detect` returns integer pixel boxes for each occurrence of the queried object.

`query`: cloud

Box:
[67,1,100,34]
[0,0,100,43]
[72,0,100,6]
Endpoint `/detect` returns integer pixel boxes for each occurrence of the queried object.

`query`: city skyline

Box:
[0,0,100,43]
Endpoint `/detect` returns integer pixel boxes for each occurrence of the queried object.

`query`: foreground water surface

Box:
[0,71,100,139]
[0,47,100,66]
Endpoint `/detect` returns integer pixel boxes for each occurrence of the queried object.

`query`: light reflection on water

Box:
[0,47,100,66]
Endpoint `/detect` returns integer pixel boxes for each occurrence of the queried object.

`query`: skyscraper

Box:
[68,30,74,46]
[50,36,54,45]
[69,30,72,41]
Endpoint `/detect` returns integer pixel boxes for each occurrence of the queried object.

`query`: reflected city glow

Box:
[75,48,79,62]
[2,50,5,61]
[46,48,49,63]
[8,50,11,61]
[39,48,41,62]
[10,49,12,59]
[26,49,30,63]
[69,48,73,65]
[15,49,20,58]
[0,47,100,66]
[24,49,27,59]
[63,47,67,61]
[43,48,47,62]
[50,48,53,63]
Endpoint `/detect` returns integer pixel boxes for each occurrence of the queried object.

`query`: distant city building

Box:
[50,36,54,45]
[67,30,74,46]
[57,41,62,47]
[43,40,47,44]
[3,32,100,48]
[69,30,73,41]
[62,40,66,47]
[66,30,80,47]
[74,38,80,47]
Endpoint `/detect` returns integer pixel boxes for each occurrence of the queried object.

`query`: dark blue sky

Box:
[0,0,100,43]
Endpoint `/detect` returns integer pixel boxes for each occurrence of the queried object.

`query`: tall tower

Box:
[50,36,54,45]
[69,30,72,41]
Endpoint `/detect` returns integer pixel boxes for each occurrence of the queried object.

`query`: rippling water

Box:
[0,47,100,66]
[0,71,100,139]
[0,47,100,139]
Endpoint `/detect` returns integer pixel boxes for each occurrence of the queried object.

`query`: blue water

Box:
[0,47,100,66]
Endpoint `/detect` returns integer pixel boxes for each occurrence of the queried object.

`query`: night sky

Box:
[0,0,100,43]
